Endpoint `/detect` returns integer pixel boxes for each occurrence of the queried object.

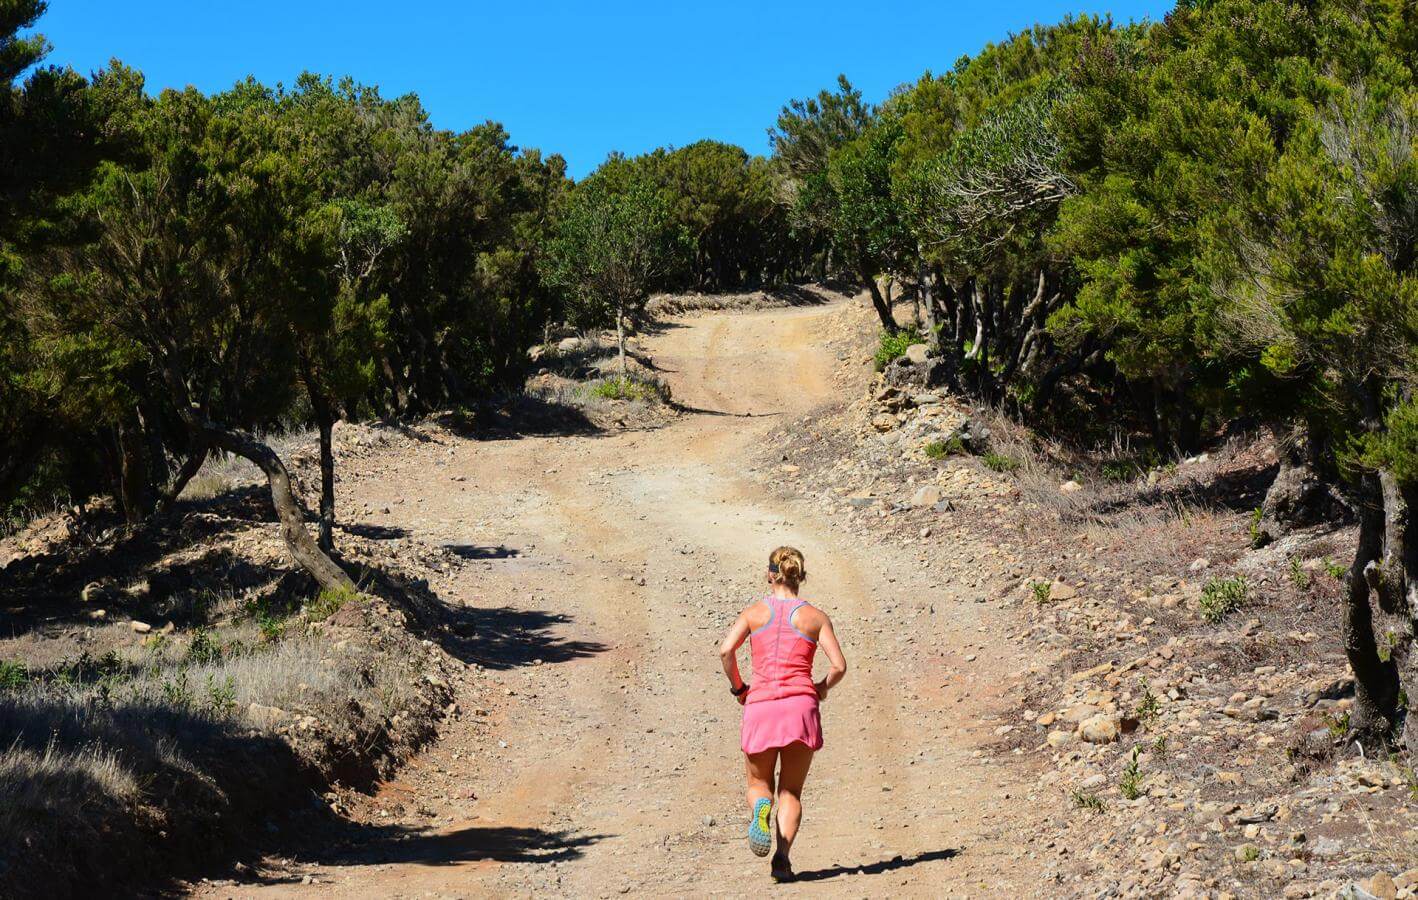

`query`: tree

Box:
[542,162,686,379]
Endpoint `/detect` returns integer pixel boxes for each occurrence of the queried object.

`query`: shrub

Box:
[1031,581,1052,603]
[588,375,667,403]
[1070,788,1105,812]
[1199,576,1249,623]
[0,661,28,692]
[924,436,966,459]
[982,451,1020,474]
[307,585,358,622]
[873,326,924,371]
[1135,678,1160,724]
[1119,748,1143,800]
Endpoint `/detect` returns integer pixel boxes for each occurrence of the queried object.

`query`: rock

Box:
[1078,714,1120,744]
[1059,480,1083,494]
[80,581,108,603]
[556,336,583,353]
[1361,873,1397,900]
[910,486,942,508]
[246,703,287,729]
[1050,581,1079,601]
[1188,557,1210,572]
[1234,843,1261,862]
[904,343,930,365]
[1046,730,1076,749]
[130,620,152,634]
[871,413,898,433]
[702,814,715,827]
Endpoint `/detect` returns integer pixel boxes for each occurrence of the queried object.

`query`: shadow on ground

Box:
[277,823,608,872]
[791,847,960,882]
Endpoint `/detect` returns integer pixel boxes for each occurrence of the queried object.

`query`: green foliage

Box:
[873,325,924,370]
[204,674,237,715]
[185,628,222,666]
[0,659,28,691]
[982,452,1020,474]
[1119,747,1143,800]
[1199,576,1249,623]
[1070,788,1105,812]
[1135,678,1160,725]
[1031,581,1052,603]
[1288,557,1311,590]
[308,584,357,622]
[589,376,665,403]
[1323,557,1347,580]
[923,436,966,460]
[1152,735,1168,758]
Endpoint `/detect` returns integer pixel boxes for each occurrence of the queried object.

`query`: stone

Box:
[871,414,898,433]
[130,620,152,634]
[910,485,942,508]
[1361,873,1397,900]
[1046,730,1076,749]
[246,703,287,729]
[1059,480,1083,494]
[556,336,582,353]
[80,581,108,603]
[1050,581,1079,601]
[1078,714,1120,744]
[1234,843,1261,862]
[904,343,930,365]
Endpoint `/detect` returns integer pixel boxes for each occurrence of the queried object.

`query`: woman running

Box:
[718,546,847,882]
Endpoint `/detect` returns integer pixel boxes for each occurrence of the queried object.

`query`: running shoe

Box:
[748,797,773,857]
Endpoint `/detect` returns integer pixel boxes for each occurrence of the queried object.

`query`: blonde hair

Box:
[769,546,806,589]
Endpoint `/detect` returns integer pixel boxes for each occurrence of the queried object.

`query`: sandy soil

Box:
[192,300,1045,898]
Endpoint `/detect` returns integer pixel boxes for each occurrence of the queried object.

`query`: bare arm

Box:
[815,615,847,700]
[718,611,753,704]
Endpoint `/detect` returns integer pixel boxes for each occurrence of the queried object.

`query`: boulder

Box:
[1078,714,1120,744]
[910,485,942,508]
[1059,480,1083,494]
[904,343,930,365]
[556,336,583,353]
[871,413,898,433]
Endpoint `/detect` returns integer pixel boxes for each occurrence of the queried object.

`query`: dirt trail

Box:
[198,301,1041,898]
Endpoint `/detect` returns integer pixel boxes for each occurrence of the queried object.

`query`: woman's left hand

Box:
[815,678,829,701]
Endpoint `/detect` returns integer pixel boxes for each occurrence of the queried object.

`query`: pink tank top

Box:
[747,595,818,703]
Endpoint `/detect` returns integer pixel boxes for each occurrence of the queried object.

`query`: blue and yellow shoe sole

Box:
[748,797,773,857]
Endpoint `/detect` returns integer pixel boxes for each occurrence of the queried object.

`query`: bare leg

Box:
[745,748,777,809]
[772,742,814,876]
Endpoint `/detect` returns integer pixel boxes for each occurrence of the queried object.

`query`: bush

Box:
[307,585,358,622]
[588,375,668,403]
[1199,576,1249,623]
[873,326,924,371]
[924,436,966,459]
[982,451,1020,474]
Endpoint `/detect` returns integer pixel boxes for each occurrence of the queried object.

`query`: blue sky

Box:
[34,1,1173,178]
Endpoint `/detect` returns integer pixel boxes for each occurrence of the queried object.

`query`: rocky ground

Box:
[757,299,1418,898]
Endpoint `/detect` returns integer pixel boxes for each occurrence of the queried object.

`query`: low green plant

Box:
[1323,557,1347,579]
[1248,506,1264,546]
[1135,678,1160,725]
[1288,556,1311,590]
[1152,735,1168,758]
[589,376,663,402]
[1199,576,1248,623]
[308,584,358,622]
[1238,844,1260,862]
[1325,710,1351,739]
[162,671,193,708]
[1031,581,1052,603]
[982,452,1019,474]
[0,660,28,691]
[185,628,223,666]
[204,674,237,715]
[1120,748,1143,800]
[924,436,965,460]
[873,326,924,371]
[1070,788,1105,812]
[257,614,286,642]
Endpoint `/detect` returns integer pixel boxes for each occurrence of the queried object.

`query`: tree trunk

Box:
[616,302,628,382]
[155,439,209,515]
[163,367,353,592]
[1346,475,1401,747]
[859,263,898,333]
[317,416,336,553]
[1255,423,1340,546]
[116,416,152,524]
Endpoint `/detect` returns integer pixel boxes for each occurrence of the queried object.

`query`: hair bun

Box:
[769,546,806,588]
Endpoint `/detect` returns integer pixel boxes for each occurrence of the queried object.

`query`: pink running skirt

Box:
[741,694,823,755]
